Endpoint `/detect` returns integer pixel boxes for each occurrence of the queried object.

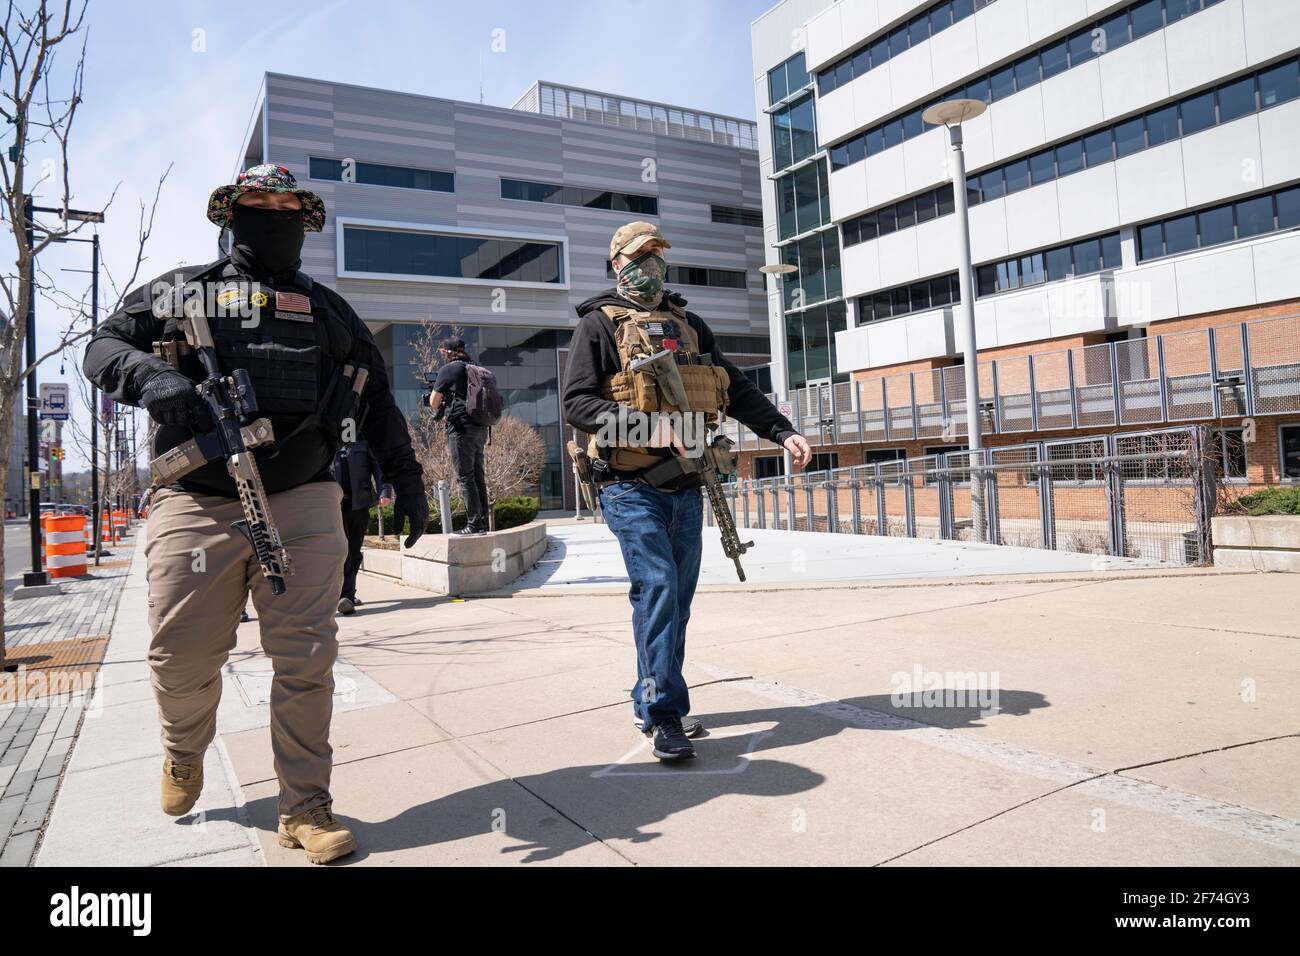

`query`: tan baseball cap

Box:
[609,221,670,261]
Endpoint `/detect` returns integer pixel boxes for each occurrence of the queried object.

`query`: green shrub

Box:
[1228,486,1300,516]
[493,496,539,530]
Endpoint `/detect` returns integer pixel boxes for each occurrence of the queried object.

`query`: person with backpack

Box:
[426,337,502,536]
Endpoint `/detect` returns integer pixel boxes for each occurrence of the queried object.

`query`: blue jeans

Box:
[599,480,704,726]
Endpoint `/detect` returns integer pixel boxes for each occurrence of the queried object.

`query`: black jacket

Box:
[562,288,797,446]
[83,254,422,498]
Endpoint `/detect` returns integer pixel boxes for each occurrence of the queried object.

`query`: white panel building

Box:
[749,0,1300,485]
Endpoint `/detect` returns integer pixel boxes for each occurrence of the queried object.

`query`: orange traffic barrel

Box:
[101,511,114,543]
[43,514,88,578]
[112,509,126,541]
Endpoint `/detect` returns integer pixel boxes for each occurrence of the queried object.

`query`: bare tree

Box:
[0,2,169,655]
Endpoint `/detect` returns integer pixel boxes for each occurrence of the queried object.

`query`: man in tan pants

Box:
[144,482,345,821]
[84,165,428,863]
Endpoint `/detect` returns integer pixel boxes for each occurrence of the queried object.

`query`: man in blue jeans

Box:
[562,222,811,761]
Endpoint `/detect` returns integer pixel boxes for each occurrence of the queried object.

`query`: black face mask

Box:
[230,203,305,276]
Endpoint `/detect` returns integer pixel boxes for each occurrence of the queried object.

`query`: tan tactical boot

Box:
[160,757,203,816]
[277,805,357,864]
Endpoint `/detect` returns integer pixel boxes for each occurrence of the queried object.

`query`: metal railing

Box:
[723,313,1300,452]
[708,425,1219,566]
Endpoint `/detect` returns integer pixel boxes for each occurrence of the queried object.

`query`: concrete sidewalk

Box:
[35,525,1300,866]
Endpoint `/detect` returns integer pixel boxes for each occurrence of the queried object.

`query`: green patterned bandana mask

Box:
[617,252,666,309]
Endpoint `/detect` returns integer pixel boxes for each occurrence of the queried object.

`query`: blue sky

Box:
[17,0,777,471]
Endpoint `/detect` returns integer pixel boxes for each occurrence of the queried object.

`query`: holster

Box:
[151,338,193,369]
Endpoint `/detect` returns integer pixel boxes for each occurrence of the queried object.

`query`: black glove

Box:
[390,476,429,548]
[140,370,210,430]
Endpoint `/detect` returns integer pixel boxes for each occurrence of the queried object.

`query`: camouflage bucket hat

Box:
[207,163,326,232]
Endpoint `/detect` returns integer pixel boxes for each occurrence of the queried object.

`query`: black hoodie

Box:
[562,288,797,448]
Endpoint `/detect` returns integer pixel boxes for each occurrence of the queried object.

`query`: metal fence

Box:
[711,425,1219,566]
[719,312,1300,452]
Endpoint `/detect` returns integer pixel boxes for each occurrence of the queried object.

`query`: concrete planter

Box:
[361,520,548,595]
[1211,515,1300,572]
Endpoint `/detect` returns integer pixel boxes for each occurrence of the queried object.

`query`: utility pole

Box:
[18,195,52,592]
[90,233,102,562]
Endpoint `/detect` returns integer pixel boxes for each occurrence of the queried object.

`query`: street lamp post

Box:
[923,98,988,543]
[13,201,107,597]
[760,262,799,477]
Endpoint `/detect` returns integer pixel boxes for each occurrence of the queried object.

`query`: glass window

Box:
[1101,232,1122,269]
[873,292,893,320]
[851,48,870,78]
[1045,244,1073,280]
[952,0,974,20]
[1281,425,1300,479]
[1041,41,1069,79]
[889,26,910,58]
[870,37,889,69]
[896,196,917,231]
[930,274,953,307]
[1114,117,1146,157]
[848,134,867,164]
[830,142,850,170]
[1163,213,1198,254]
[915,190,938,224]
[1277,185,1300,229]
[1072,237,1102,274]
[1099,11,1130,54]
[771,109,793,170]
[981,169,1005,201]
[788,95,817,164]
[882,118,904,149]
[1056,139,1085,176]
[892,286,911,314]
[996,258,1020,292]
[1138,222,1164,260]
[1145,104,1179,146]
[1068,28,1098,66]
[965,75,991,104]
[1083,129,1113,167]
[937,183,955,217]
[1217,75,1257,123]
[1165,0,1198,24]
[1129,0,1163,40]
[903,109,924,140]
[1258,59,1300,107]
[1004,159,1031,194]
[1181,91,1216,135]
[977,264,998,296]
[966,177,982,206]
[930,4,953,34]
[1235,194,1274,237]
[990,66,1016,101]
[833,59,853,90]
[1198,204,1235,247]
[1020,252,1045,286]
[1014,56,1041,92]
[824,237,843,301]
[909,16,929,47]
[860,128,880,159]
[909,281,931,312]
[877,205,897,237]
[768,64,788,104]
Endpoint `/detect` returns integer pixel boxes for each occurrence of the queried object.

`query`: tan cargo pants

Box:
[145,480,345,819]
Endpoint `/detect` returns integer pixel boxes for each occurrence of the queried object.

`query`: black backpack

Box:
[463,362,503,427]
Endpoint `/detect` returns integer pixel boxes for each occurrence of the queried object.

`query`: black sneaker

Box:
[337,597,355,616]
[454,527,485,537]
[651,718,697,762]
[635,716,704,738]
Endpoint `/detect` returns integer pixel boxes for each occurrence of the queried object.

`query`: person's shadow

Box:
[201,687,1048,864]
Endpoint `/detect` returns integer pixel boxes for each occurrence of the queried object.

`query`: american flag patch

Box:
[275,291,312,313]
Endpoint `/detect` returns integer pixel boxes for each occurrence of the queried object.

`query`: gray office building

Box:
[237,74,770,507]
